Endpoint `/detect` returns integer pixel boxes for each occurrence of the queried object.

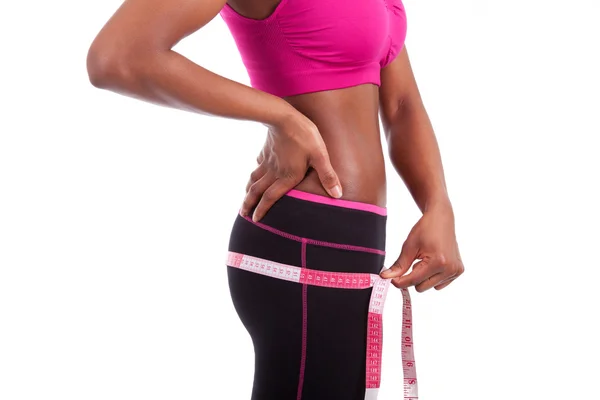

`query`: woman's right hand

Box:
[242,110,343,221]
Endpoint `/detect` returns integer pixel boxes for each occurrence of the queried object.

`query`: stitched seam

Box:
[222,0,289,23]
[297,239,308,400]
[241,214,385,255]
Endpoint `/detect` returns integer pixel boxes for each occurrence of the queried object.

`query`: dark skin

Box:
[87,0,464,291]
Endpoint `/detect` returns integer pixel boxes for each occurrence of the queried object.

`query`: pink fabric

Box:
[219,0,407,97]
[241,214,386,255]
[286,189,387,216]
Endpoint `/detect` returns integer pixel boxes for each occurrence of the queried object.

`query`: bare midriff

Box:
[283,83,387,208]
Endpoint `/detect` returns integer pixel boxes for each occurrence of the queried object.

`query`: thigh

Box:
[302,284,372,400]
[227,266,304,400]
[299,243,382,400]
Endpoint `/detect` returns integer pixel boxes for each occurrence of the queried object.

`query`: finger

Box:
[434,262,465,290]
[434,276,457,290]
[252,177,296,221]
[415,272,454,293]
[241,172,276,217]
[309,150,342,198]
[391,259,438,289]
[380,242,418,279]
[245,163,267,193]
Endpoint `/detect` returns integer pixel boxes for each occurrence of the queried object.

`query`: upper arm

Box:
[378,46,424,134]
[89,0,227,57]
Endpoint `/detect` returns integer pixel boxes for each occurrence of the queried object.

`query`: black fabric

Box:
[227,193,386,400]
[256,195,386,252]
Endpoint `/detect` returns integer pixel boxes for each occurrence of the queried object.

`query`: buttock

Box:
[224,189,417,400]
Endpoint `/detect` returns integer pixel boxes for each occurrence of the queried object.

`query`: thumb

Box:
[310,150,342,198]
[381,242,417,279]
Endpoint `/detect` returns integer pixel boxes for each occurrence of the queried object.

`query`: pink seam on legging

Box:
[297,238,308,400]
[285,189,387,216]
[241,214,386,256]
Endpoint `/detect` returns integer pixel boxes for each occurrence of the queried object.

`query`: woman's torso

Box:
[223,0,405,208]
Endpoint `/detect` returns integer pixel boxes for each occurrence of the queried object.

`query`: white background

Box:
[1,0,599,399]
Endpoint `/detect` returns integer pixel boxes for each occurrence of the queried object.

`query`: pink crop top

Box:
[219,0,407,98]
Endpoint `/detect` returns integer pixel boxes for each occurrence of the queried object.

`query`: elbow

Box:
[86,45,117,89]
[86,42,139,90]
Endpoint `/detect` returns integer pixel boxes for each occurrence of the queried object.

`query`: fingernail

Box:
[331,185,342,198]
[380,269,391,278]
[252,211,259,222]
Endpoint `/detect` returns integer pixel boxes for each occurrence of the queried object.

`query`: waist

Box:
[287,84,387,207]
[295,164,386,208]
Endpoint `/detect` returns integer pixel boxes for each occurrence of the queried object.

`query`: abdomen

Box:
[286,83,387,208]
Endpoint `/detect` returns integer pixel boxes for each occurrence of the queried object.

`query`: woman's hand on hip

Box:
[241,110,342,221]
[381,203,464,292]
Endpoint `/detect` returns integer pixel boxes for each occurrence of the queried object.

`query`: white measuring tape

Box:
[226,251,418,400]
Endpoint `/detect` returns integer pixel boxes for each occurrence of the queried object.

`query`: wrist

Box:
[261,98,299,131]
[265,103,319,144]
[423,195,453,215]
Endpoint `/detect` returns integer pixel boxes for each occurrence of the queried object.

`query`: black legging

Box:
[226,191,387,400]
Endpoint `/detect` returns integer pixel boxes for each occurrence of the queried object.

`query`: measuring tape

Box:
[226,251,418,400]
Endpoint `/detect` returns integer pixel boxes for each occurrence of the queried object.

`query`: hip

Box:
[228,189,387,274]
[223,190,419,400]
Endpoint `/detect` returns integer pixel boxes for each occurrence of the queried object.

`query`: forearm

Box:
[87,48,295,128]
[385,100,452,214]
[378,49,463,288]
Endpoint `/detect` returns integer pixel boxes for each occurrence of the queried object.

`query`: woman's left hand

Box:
[380,203,464,292]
